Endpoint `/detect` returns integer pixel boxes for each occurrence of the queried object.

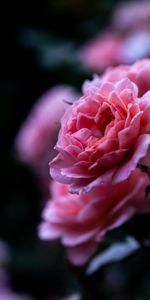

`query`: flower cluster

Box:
[38,59,150,265]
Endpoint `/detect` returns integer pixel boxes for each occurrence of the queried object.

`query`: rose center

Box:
[97,107,114,135]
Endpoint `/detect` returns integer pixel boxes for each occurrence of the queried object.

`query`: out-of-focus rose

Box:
[113,1,150,32]
[15,85,78,170]
[50,62,150,192]
[80,32,123,72]
[39,171,150,265]
[15,85,78,194]
[80,28,150,73]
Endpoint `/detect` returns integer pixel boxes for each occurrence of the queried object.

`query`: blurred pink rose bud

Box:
[39,171,150,265]
[15,85,78,170]
[80,32,123,72]
[113,1,150,32]
[50,60,150,192]
[15,86,78,196]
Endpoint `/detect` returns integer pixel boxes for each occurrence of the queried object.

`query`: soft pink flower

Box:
[15,85,78,193]
[80,32,123,72]
[39,171,150,265]
[113,1,150,32]
[15,85,78,170]
[80,30,150,73]
[50,62,150,192]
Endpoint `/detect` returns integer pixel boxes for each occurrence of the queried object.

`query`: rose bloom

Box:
[39,171,150,265]
[15,85,78,193]
[113,1,150,32]
[50,60,150,193]
[80,32,123,72]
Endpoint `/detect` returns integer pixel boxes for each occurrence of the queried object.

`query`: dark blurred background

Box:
[2,0,150,299]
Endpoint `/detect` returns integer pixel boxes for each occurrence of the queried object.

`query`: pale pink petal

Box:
[113,134,150,183]
[62,228,99,246]
[67,242,97,265]
[39,222,62,240]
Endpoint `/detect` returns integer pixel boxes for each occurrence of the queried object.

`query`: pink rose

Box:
[80,32,123,72]
[50,62,150,192]
[39,170,150,265]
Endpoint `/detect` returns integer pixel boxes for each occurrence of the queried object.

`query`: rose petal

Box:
[113,134,150,183]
